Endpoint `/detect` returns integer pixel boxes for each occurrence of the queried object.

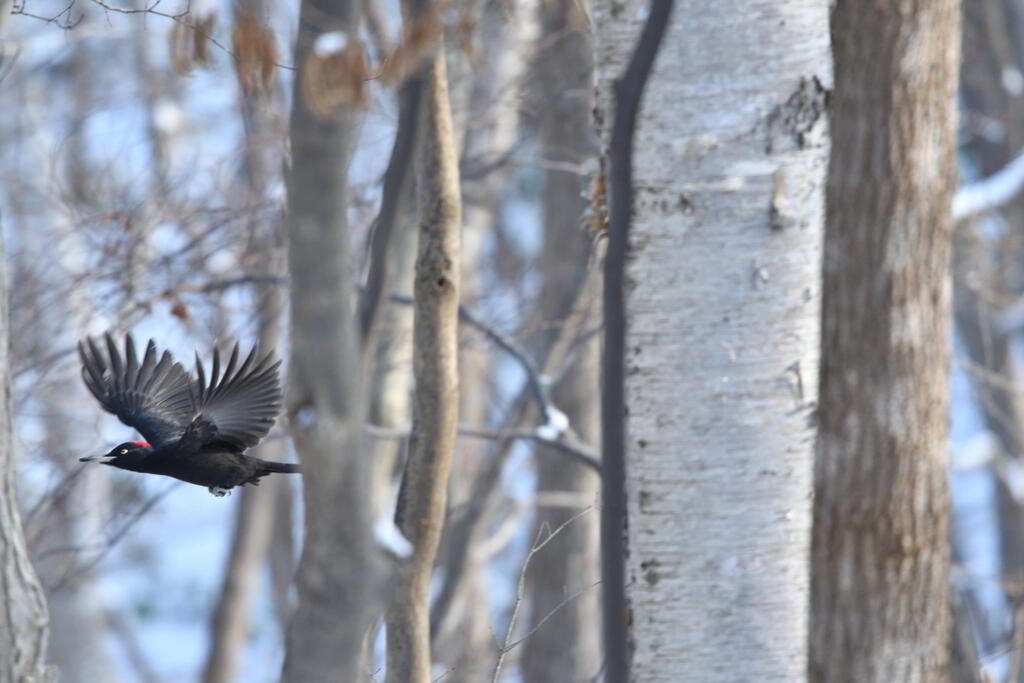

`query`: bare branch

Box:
[387,293,552,427]
[366,422,601,473]
[954,150,1024,221]
[9,0,82,28]
[491,507,596,683]
[360,74,424,342]
[458,426,601,474]
[42,482,181,591]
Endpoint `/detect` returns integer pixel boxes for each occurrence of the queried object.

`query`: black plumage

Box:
[78,333,299,496]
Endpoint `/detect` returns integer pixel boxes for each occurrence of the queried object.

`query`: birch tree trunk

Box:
[280,0,385,679]
[593,1,830,679]
[0,229,54,683]
[810,2,960,681]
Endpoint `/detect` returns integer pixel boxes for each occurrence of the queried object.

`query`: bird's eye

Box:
[120,448,128,455]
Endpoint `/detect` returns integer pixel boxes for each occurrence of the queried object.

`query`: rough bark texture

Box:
[593,1,830,679]
[385,37,462,683]
[522,1,601,679]
[810,2,960,682]
[280,0,385,679]
[0,230,54,683]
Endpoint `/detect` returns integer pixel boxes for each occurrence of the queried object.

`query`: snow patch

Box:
[314,31,348,57]
[153,100,185,135]
[954,151,1024,221]
[374,518,413,558]
[536,406,569,440]
[1004,67,1024,96]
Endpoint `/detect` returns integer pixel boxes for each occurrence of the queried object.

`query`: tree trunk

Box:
[433,1,538,677]
[810,2,960,681]
[386,25,462,683]
[203,254,285,683]
[202,5,287,677]
[522,1,600,679]
[593,1,830,679]
[0,228,54,682]
[280,0,385,679]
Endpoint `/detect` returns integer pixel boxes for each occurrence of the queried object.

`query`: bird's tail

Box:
[256,459,301,474]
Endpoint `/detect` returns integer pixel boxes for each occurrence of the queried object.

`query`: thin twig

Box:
[387,292,552,421]
[46,482,181,591]
[501,579,602,654]
[61,0,299,70]
[458,426,601,474]
[365,422,601,474]
[88,0,188,20]
[24,463,88,531]
[491,506,595,683]
[10,0,83,28]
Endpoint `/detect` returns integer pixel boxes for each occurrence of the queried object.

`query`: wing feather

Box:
[79,333,195,446]
[190,343,282,451]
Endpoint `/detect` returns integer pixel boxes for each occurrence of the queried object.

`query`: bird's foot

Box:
[209,486,231,497]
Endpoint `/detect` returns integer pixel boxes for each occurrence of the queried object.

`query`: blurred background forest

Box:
[1,0,1023,681]
[1,0,601,681]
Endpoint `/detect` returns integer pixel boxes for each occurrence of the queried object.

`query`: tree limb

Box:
[385,4,461,679]
[359,75,424,343]
[280,0,385,679]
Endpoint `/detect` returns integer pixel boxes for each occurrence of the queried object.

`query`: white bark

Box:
[0,229,54,683]
[593,1,830,679]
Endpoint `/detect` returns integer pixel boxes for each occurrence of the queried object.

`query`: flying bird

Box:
[77,333,299,496]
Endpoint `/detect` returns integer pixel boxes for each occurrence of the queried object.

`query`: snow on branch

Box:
[953,151,1024,220]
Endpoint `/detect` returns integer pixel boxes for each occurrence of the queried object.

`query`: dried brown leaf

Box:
[377,10,442,85]
[302,40,371,118]
[169,21,193,75]
[193,13,217,67]
[232,12,278,97]
[169,299,190,322]
[168,13,217,74]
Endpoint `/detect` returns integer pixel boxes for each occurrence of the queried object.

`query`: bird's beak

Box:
[79,454,115,464]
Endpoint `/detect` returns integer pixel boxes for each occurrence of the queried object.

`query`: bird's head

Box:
[79,441,152,470]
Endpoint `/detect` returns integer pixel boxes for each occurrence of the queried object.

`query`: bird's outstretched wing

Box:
[78,334,195,447]
[188,343,282,451]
